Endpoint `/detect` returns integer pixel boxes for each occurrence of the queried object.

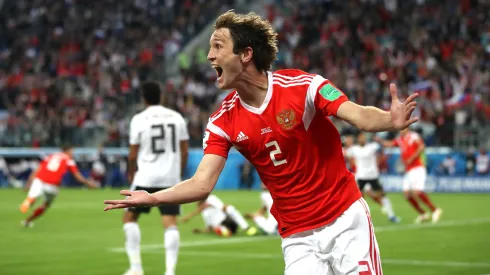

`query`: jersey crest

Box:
[276,109,298,130]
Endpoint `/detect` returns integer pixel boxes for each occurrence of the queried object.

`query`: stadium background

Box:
[0,0,490,274]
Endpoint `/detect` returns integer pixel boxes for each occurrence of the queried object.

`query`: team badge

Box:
[276,109,297,130]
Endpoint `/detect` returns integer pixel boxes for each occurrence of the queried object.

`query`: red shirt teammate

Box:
[104,11,419,275]
[377,128,442,224]
[20,145,97,227]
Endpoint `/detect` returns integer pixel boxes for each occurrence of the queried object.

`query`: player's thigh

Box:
[402,173,412,191]
[27,178,44,199]
[282,235,330,275]
[318,198,382,275]
[411,167,427,191]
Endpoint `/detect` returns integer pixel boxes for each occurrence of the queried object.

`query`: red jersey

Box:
[203,69,360,237]
[394,131,425,171]
[36,153,79,186]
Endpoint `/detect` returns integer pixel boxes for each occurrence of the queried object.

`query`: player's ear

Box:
[240,47,253,64]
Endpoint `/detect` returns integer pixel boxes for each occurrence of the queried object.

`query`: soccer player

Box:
[20,145,98,227]
[346,132,400,223]
[376,128,443,224]
[104,11,419,275]
[245,183,278,235]
[122,82,190,275]
[180,194,256,237]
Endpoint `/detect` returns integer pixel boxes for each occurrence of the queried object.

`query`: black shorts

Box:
[357,179,383,192]
[128,186,181,216]
[221,217,238,235]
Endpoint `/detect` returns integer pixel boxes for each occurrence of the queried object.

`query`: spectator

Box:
[476,148,489,175]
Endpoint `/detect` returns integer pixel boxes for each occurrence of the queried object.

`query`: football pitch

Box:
[1,189,489,275]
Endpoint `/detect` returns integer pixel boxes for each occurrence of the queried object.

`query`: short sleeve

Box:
[129,116,141,145]
[67,159,79,174]
[308,75,349,117]
[203,121,232,159]
[179,116,190,141]
[345,147,354,158]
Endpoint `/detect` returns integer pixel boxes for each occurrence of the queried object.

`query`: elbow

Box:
[191,177,213,201]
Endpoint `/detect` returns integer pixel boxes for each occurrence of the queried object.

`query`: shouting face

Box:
[207,28,244,90]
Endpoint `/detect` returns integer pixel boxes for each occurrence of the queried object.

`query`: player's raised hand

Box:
[389,83,419,130]
[103,190,158,211]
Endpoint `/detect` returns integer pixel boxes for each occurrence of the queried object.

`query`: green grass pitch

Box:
[1,189,490,275]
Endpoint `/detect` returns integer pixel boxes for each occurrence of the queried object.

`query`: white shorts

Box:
[28,178,60,200]
[281,198,382,275]
[132,171,178,189]
[403,166,427,191]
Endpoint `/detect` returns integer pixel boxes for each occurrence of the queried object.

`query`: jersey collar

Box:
[238,71,273,115]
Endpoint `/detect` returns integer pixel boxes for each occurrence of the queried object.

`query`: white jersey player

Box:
[122,82,189,275]
[180,194,257,237]
[245,184,278,235]
[346,132,400,223]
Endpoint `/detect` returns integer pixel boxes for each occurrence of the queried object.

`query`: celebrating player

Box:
[180,194,257,237]
[104,11,419,275]
[346,132,400,223]
[376,128,442,224]
[122,82,189,275]
[245,183,278,235]
[20,145,98,227]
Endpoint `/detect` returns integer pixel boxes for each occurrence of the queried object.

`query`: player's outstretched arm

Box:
[104,154,226,211]
[337,84,419,132]
[74,171,99,189]
[180,203,207,223]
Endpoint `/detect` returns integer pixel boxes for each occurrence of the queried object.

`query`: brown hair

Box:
[214,10,278,72]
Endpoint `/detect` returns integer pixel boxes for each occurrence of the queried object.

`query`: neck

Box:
[234,70,268,108]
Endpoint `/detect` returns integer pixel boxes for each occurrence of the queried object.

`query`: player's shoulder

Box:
[208,90,239,123]
[162,106,186,121]
[272,69,326,94]
[272,69,314,78]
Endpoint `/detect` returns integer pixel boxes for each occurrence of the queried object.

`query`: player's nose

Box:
[207,49,215,62]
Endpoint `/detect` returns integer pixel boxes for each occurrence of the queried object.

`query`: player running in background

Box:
[104,11,419,275]
[376,128,442,224]
[180,194,256,237]
[20,145,98,227]
[122,82,189,275]
[342,134,356,173]
[346,132,400,223]
[245,183,278,235]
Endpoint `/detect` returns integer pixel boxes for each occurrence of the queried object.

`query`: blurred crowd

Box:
[1,0,490,148]
[0,0,235,147]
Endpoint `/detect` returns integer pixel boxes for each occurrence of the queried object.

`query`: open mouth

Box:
[213,65,223,79]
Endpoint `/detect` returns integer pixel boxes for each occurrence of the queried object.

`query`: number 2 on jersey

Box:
[151,123,176,154]
[46,156,61,171]
[266,141,287,166]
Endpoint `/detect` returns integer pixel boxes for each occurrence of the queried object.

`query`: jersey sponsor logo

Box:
[236,131,249,142]
[319,83,342,101]
[261,127,272,135]
[276,109,297,130]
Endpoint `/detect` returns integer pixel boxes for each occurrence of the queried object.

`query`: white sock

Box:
[164,226,180,275]
[253,216,276,235]
[225,205,249,230]
[381,197,395,218]
[123,222,142,272]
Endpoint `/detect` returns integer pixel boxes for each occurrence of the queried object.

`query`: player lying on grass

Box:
[245,183,278,235]
[179,194,257,237]
[104,10,419,275]
[20,145,98,227]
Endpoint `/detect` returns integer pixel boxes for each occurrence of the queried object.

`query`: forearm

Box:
[151,177,211,205]
[356,106,395,132]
